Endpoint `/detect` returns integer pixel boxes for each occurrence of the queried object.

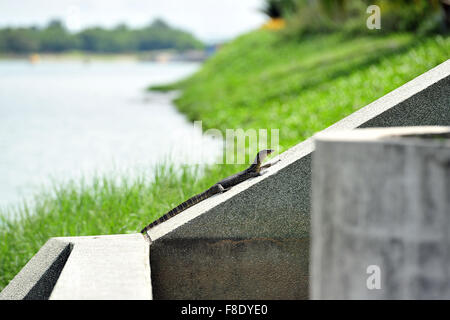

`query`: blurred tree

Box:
[0,28,39,53]
[39,19,79,52]
[0,18,203,54]
[150,18,170,29]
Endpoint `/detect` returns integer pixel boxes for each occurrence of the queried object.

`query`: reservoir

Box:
[0,59,222,210]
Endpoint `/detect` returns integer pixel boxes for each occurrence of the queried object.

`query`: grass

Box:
[1,29,449,290]
[0,164,220,288]
[151,31,449,149]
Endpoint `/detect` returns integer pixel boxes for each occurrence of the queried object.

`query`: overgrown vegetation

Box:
[0,18,203,54]
[261,0,449,35]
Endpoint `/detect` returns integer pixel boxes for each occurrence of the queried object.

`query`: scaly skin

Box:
[140,149,276,234]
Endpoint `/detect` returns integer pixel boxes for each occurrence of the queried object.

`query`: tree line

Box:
[0,18,204,54]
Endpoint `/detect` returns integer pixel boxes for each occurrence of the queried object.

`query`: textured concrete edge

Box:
[147,59,450,241]
[0,238,72,300]
[0,233,152,300]
[314,126,450,142]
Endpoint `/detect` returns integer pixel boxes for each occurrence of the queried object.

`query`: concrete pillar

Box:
[311,126,450,299]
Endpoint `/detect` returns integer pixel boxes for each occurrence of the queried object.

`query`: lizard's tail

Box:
[140,186,215,234]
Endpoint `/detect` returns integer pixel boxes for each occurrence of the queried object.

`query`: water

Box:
[0,60,222,210]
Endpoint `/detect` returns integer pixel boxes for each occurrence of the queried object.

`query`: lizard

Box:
[140,149,278,234]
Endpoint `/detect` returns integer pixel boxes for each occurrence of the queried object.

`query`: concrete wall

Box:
[311,127,450,299]
[147,60,450,299]
[151,238,309,299]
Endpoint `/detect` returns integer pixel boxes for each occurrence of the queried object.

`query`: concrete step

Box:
[0,234,151,300]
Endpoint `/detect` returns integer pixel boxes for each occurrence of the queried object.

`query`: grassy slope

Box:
[1,30,448,290]
[153,31,449,149]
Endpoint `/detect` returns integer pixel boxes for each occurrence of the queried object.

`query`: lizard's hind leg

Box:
[216,184,231,192]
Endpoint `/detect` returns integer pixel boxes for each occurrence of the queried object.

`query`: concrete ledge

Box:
[146,60,449,299]
[50,234,151,300]
[0,234,151,300]
[311,126,450,299]
[0,238,71,300]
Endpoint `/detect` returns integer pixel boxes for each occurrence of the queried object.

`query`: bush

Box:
[277,0,447,36]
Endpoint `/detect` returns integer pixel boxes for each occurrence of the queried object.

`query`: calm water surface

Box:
[0,60,222,210]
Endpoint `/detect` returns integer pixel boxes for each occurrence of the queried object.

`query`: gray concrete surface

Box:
[0,238,71,300]
[50,233,152,300]
[151,237,310,299]
[311,126,450,299]
[146,60,450,299]
[0,234,151,300]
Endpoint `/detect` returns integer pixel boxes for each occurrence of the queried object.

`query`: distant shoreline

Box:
[0,52,139,62]
[0,49,210,63]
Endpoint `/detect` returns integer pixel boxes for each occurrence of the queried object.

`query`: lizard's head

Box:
[253,149,274,165]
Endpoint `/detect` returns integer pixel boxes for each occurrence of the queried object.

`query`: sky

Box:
[0,0,267,42]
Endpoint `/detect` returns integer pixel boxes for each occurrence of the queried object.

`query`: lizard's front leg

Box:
[260,159,281,170]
